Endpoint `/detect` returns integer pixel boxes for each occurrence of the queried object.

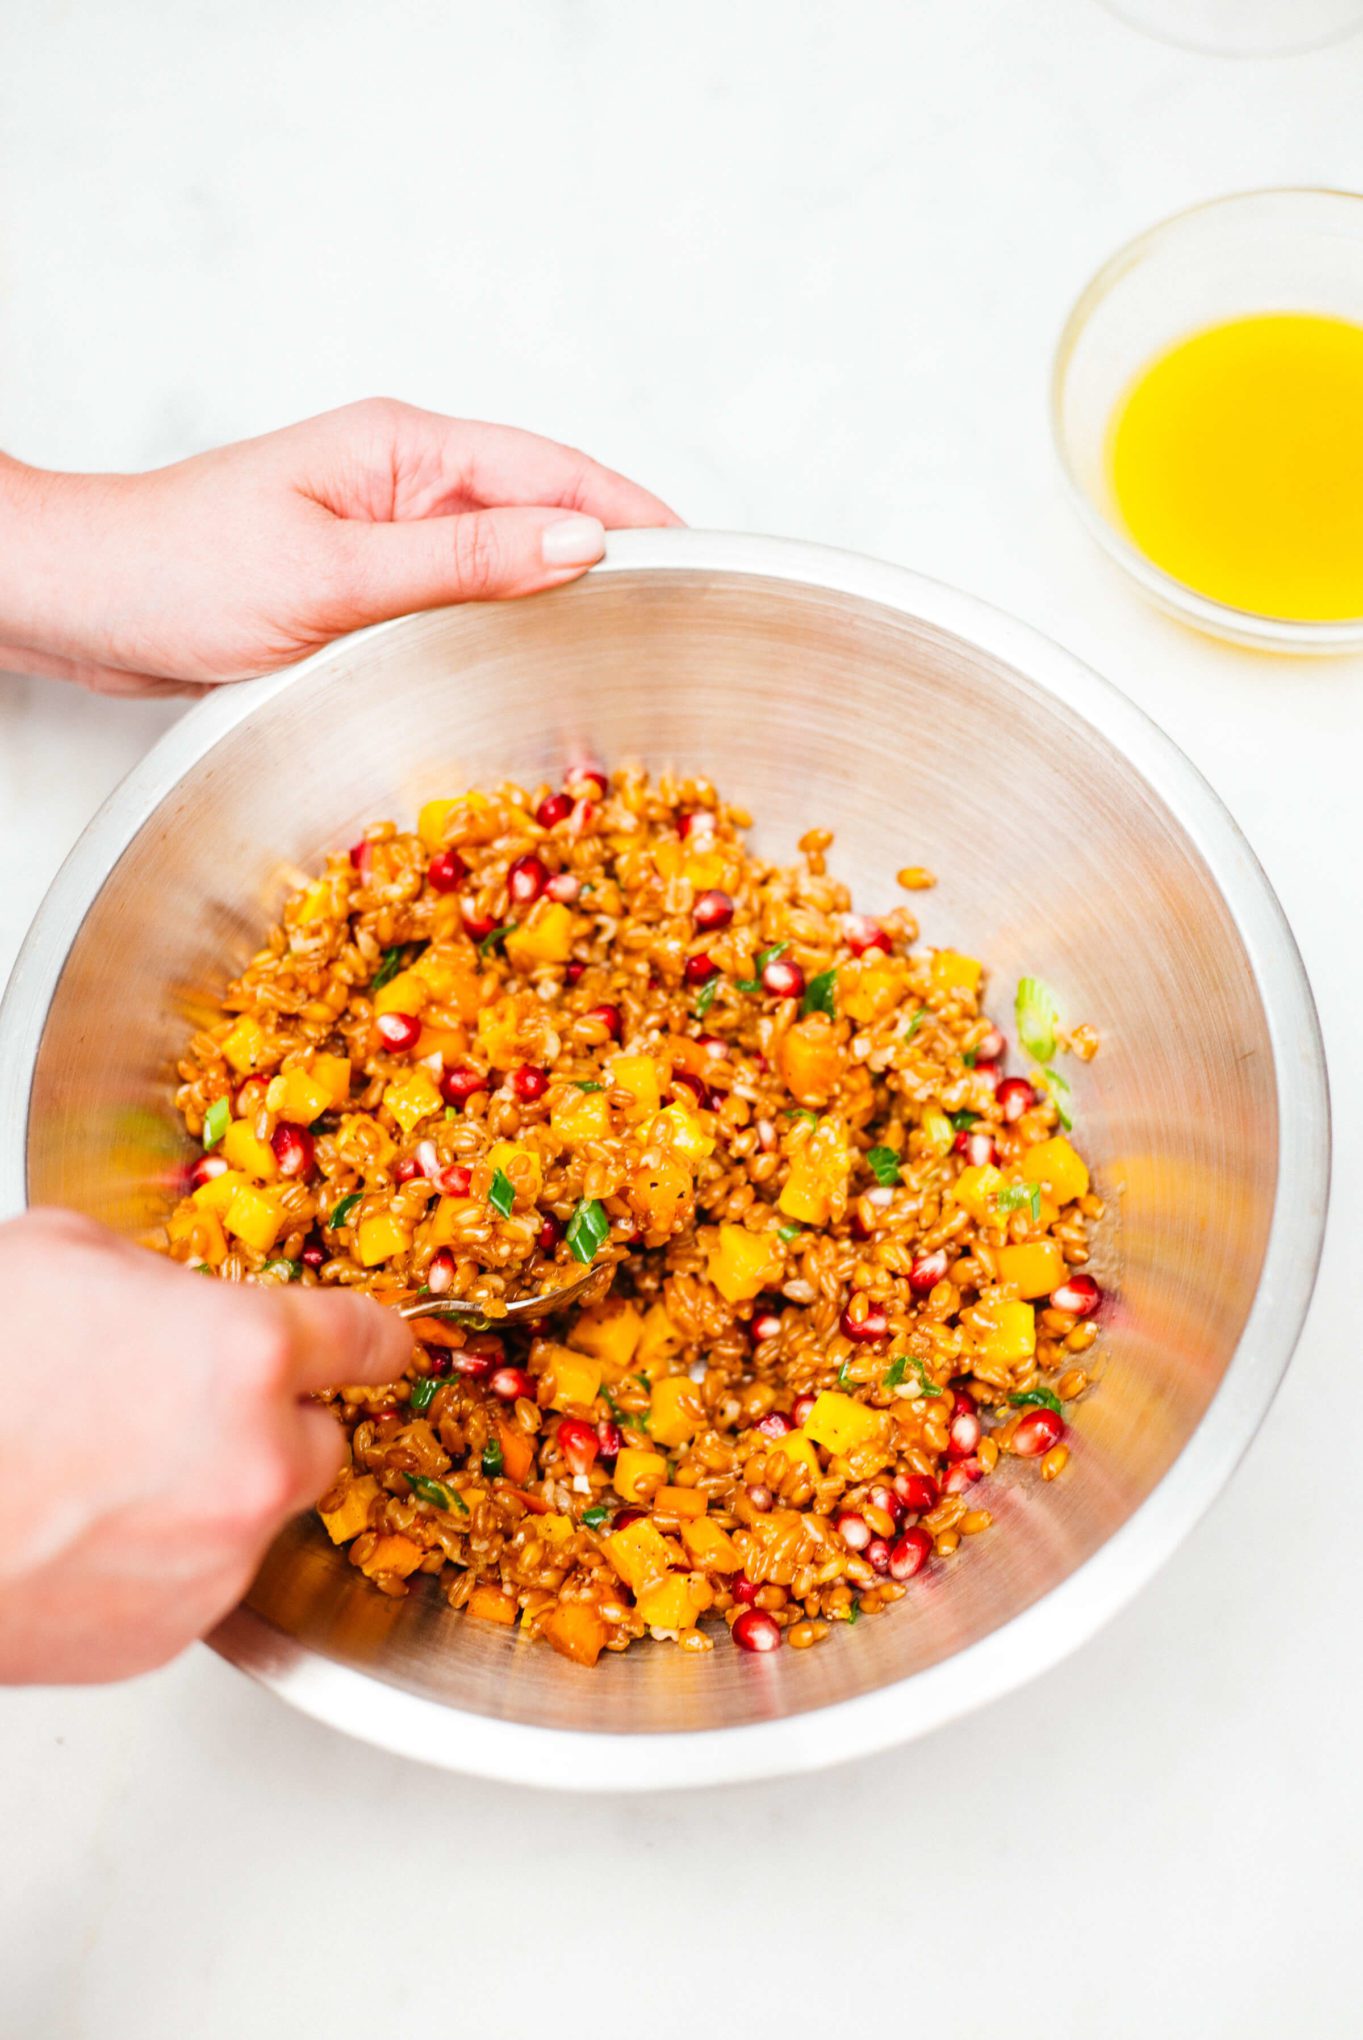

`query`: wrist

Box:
[0,455,138,668]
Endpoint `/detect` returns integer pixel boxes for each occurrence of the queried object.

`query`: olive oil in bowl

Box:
[1108,312,1363,623]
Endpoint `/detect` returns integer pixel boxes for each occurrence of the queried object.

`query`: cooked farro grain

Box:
[161,765,1102,1666]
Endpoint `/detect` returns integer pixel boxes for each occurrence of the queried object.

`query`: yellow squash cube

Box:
[383,1069,444,1137]
[192,1167,246,1214]
[931,950,983,994]
[542,1345,603,1411]
[374,969,431,1018]
[538,1513,575,1546]
[681,1515,743,1573]
[319,1474,381,1545]
[841,956,911,1024]
[996,1240,1066,1298]
[604,1516,676,1593]
[972,1299,1037,1365]
[505,901,576,968]
[223,1185,285,1255]
[650,1103,714,1162]
[921,1106,954,1155]
[417,797,457,849]
[356,1211,412,1267]
[1021,1136,1090,1206]
[635,1302,683,1375]
[609,1053,662,1123]
[777,1118,851,1226]
[551,1089,612,1144]
[426,1194,476,1246]
[167,1205,228,1267]
[649,1375,704,1447]
[613,1447,668,1504]
[769,1429,821,1478]
[222,1120,279,1183]
[486,1139,543,1205]
[951,1163,1006,1226]
[804,1390,885,1457]
[636,1571,713,1631]
[222,1015,268,1076]
[568,1301,645,1373]
[707,1223,784,1305]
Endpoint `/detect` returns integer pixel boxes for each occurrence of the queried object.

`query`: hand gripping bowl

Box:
[0,533,1329,1789]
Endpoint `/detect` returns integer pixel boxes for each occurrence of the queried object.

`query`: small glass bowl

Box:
[1052,187,1363,653]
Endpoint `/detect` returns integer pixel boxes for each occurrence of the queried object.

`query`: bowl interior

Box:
[13,552,1320,1748]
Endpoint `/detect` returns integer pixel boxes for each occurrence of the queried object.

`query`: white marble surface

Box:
[1,4,1359,2034]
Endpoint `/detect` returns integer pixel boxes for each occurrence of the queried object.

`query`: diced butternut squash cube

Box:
[681,1515,743,1573]
[311,1055,352,1108]
[417,1022,468,1064]
[568,1300,645,1373]
[167,1204,228,1267]
[613,1447,668,1504]
[603,1516,675,1592]
[610,1053,662,1122]
[542,1601,608,1666]
[336,1112,396,1171]
[497,1422,535,1485]
[707,1223,784,1305]
[356,1211,412,1266]
[651,1102,714,1162]
[383,1069,444,1136]
[426,1194,476,1246]
[651,1485,707,1519]
[356,1533,425,1581]
[475,995,526,1070]
[374,969,431,1018]
[635,1301,683,1375]
[486,1139,543,1205]
[270,1057,350,1124]
[319,1474,381,1545]
[780,1017,843,1105]
[505,901,576,968]
[972,1298,1037,1365]
[295,879,340,926]
[538,1513,574,1546]
[777,1117,851,1228]
[418,797,457,849]
[223,1185,284,1255]
[192,1166,246,1214]
[468,1585,518,1625]
[952,1163,1006,1226]
[921,1106,954,1155]
[804,1389,886,1456]
[222,1015,268,1075]
[628,1153,692,1237]
[769,1428,821,1478]
[842,956,910,1024]
[649,1375,704,1447]
[1021,1136,1090,1206]
[683,848,730,891]
[996,1240,1066,1298]
[636,1571,713,1631]
[931,950,983,994]
[542,1345,603,1411]
[551,1089,612,1143]
[222,1119,279,1183]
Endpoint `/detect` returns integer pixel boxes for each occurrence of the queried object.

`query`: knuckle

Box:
[238,1316,295,1400]
[452,512,502,597]
[232,1442,297,1529]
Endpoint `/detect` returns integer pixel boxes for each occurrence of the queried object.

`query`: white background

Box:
[1,4,1359,2034]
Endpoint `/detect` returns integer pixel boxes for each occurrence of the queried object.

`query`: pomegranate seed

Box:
[750,1309,783,1344]
[996,1077,1035,1123]
[349,838,373,879]
[866,1537,892,1574]
[585,1003,622,1042]
[835,1510,872,1552]
[490,1365,536,1402]
[425,1350,453,1378]
[731,1576,761,1604]
[414,1138,440,1177]
[568,767,608,799]
[376,1010,422,1052]
[271,1123,315,1179]
[450,1350,491,1380]
[868,1483,902,1520]
[427,848,468,893]
[393,1156,423,1184]
[948,1393,982,1459]
[792,1392,816,1425]
[954,1129,997,1167]
[696,1035,729,1059]
[943,1457,984,1494]
[889,1527,933,1579]
[975,1028,1006,1063]
[677,809,715,841]
[189,1152,229,1191]
[761,957,805,1000]
[460,901,498,940]
[440,1064,488,1106]
[692,889,734,932]
[1051,1273,1101,1318]
[426,1248,455,1295]
[564,961,586,986]
[684,951,719,987]
[546,871,580,903]
[844,914,892,957]
[755,1118,777,1152]
[755,1410,794,1439]
[850,1211,873,1242]
[557,1417,599,1474]
[507,853,549,906]
[1013,1407,1066,1457]
[536,792,574,830]
[894,1471,939,1514]
[437,1163,473,1196]
[672,1069,713,1111]
[301,1240,326,1271]
[974,1061,1000,1084]
[908,1248,949,1296]
[512,1063,548,1102]
[732,1609,782,1652]
[538,1213,565,1252]
[840,1301,888,1342]
[596,1419,623,1460]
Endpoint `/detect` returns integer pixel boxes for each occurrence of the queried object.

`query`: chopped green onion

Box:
[478,921,517,956]
[481,1436,505,1479]
[1016,976,1059,1064]
[912,1357,940,1398]
[736,941,790,991]
[846,1599,861,1624]
[784,1107,819,1125]
[202,1097,231,1150]
[582,1505,610,1529]
[996,1182,1042,1222]
[777,1222,804,1244]
[600,1384,623,1421]
[837,1359,854,1389]
[883,1355,909,1389]
[693,976,722,1019]
[801,968,838,1018]
[865,1145,903,1187]
[487,1168,515,1218]
[409,1378,438,1413]
[903,1010,925,1043]
[327,1190,362,1230]
[370,946,406,993]
[1010,1385,1065,1416]
[1039,1066,1074,1131]
[575,1080,604,1093]
[404,1472,468,1513]
[962,1047,978,1068]
[261,1258,302,1283]
[566,1196,609,1264]
[949,1110,979,1132]
[444,1104,457,1119]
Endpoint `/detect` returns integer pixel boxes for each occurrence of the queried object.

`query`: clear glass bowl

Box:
[1099,0,1363,56]
[1052,188,1363,653]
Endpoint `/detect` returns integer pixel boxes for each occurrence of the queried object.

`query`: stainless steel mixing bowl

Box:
[0,532,1329,1789]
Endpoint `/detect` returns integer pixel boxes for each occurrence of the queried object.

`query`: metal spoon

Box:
[394,1263,607,1334]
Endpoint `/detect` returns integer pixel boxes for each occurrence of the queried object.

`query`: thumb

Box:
[339,505,607,618]
[278,1286,414,1396]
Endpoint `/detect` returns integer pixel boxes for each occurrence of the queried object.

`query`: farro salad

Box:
[163,766,1103,1665]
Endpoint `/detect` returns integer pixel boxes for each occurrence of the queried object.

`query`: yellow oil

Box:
[1107,312,1363,621]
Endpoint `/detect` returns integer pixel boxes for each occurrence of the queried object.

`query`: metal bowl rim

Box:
[0,529,1331,1789]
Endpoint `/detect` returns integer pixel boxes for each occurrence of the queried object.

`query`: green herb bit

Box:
[409,1378,438,1413]
[327,1190,363,1230]
[693,976,722,1019]
[801,967,838,1018]
[962,1047,977,1068]
[444,1104,457,1120]
[404,1472,468,1513]
[1016,975,1060,1064]
[262,1258,302,1283]
[883,1355,909,1389]
[582,1505,610,1530]
[481,1436,505,1479]
[777,1222,804,1244]
[737,941,790,991]
[478,921,517,957]
[784,1107,819,1126]
[566,1196,609,1264]
[903,1010,926,1043]
[865,1145,902,1187]
[996,1182,1042,1222]
[575,1080,604,1093]
[837,1359,854,1389]
[370,946,406,993]
[912,1357,940,1398]
[202,1097,231,1150]
[949,1110,980,1132]
[600,1384,623,1421]
[1039,1066,1074,1132]
[846,1599,861,1624]
[1010,1386,1065,1416]
[487,1168,516,1219]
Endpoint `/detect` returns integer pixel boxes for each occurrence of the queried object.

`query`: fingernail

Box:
[541,513,606,568]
